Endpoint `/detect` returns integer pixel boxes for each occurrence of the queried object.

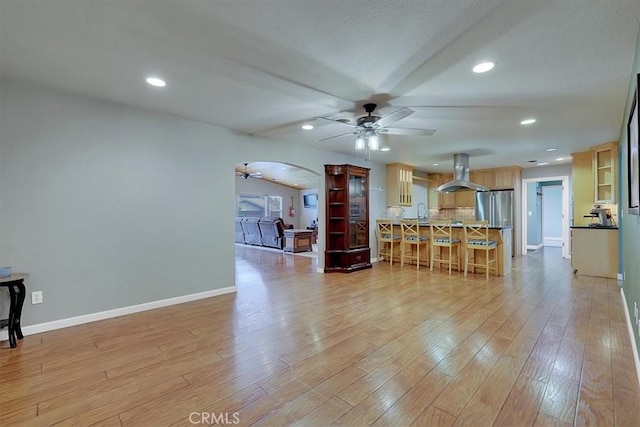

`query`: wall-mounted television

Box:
[303,193,317,208]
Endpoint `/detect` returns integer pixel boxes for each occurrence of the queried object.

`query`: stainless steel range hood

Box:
[436,153,489,193]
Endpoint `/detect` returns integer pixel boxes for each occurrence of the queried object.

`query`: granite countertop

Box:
[570,225,619,230]
[391,219,511,230]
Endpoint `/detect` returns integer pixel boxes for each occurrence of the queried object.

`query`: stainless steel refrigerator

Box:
[475,189,515,256]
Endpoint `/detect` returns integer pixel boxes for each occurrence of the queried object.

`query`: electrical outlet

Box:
[31,291,43,305]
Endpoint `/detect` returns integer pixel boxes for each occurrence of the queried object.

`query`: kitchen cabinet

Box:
[572,142,618,225]
[471,171,496,189]
[436,174,456,208]
[470,168,520,190]
[428,173,475,208]
[572,151,594,226]
[494,168,516,189]
[324,164,372,273]
[428,167,520,209]
[386,163,413,206]
[593,142,617,203]
[455,190,476,207]
[571,227,618,278]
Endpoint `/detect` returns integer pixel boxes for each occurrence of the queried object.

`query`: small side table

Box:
[0,273,28,348]
[284,229,313,253]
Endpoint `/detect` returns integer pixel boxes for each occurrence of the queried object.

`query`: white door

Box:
[542,186,563,247]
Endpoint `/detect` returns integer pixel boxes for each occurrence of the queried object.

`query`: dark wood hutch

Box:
[324,164,372,273]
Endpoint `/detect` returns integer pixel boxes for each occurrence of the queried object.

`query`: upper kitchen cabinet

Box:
[455,190,476,207]
[427,173,464,208]
[494,168,518,189]
[572,151,595,226]
[471,167,521,190]
[470,171,495,189]
[386,163,413,206]
[593,142,618,203]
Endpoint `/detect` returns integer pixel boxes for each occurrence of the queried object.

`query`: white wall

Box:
[0,79,386,327]
[299,188,319,229]
[522,164,572,197]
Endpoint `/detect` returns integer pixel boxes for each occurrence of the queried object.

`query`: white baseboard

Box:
[543,237,563,247]
[621,288,640,388]
[526,244,544,250]
[0,286,236,342]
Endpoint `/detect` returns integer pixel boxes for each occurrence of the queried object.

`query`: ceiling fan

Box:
[316,103,436,143]
[236,162,262,179]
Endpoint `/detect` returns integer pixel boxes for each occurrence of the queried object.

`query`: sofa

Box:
[235,217,293,249]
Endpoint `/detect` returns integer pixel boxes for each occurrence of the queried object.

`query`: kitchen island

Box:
[383,221,512,276]
[570,225,619,278]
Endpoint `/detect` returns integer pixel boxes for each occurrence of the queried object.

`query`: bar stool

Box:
[429,220,461,274]
[376,219,401,265]
[463,220,498,279]
[400,219,429,269]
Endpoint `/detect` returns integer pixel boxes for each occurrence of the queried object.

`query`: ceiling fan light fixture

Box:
[367,131,380,151]
[472,61,495,73]
[355,134,366,150]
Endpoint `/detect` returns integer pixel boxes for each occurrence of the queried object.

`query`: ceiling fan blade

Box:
[316,117,359,128]
[381,127,436,136]
[315,131,358,143]
[376,107,414,127]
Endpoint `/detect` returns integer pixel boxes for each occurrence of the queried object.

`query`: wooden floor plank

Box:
[0,246,637,426]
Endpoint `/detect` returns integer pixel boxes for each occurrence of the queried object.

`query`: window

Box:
[237,194,282,218]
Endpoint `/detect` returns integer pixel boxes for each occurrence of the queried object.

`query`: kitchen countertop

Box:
[392,219,511,230]
[570,225,619,229]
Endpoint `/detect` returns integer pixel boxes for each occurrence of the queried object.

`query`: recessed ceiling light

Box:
[545,147,557,152]
[537,162,549,166]
[145,77,166,87]
[473,61,495,73]
[520,118,536,125]
[301,124,313,130]
[555,157,564,161]
[381,147,390,152]
[433,163,439,166]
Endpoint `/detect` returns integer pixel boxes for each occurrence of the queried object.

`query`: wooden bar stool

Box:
[429,220,461,274]
[400,219,429,269]
[463,220,498,279]
[376,219,401,265]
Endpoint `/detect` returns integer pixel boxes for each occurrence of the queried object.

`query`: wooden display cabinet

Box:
[324,164,372,273]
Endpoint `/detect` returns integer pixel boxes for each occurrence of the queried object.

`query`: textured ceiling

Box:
[2,0,639,181]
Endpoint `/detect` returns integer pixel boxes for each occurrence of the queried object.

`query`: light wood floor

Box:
[1,247,639,426]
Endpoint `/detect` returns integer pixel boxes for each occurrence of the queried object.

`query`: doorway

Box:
[521,176,570,258]
[542,184,563,247]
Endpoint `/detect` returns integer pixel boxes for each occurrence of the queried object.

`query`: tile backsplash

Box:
[428,207,475,221]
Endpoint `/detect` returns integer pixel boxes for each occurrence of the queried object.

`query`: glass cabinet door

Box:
[349,173,367,248]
